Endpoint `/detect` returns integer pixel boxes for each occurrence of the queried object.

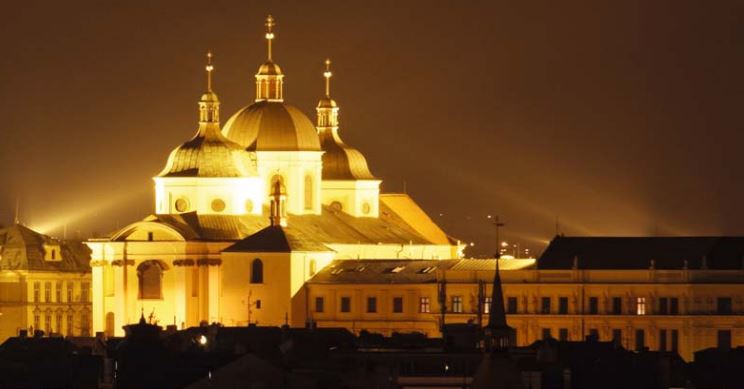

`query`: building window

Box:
[340,297,351,313]
[255,299,261,309]
[33,314,40,333]
[44,282,51,302]
[393,297,404,313]
[542,328,551,340]
[717,297,732,315]
[250,259,263,284]
[670,298,679,315]
[612,297,622,315]
[56,312,62,334]
[55,282,62,302]
[419,297,431,313]
[635,329,645,351]
[81,313,90,336]
[483,297,492,314]
[210,198,226,213]
[80,282,89,303]
[559,328,569,341]
[367,297,377,313]
[636,297,646,315]
[589,297,598,314]
[612,329,622,345]
[45,313,51,334]
[33,282,40,303]
[451,296,463,313]
[507,297,518,314]
[559,297,568,314]
[541,297,551,314]
[147,232,154,241]
[67,314,73,336]
[659,329,667,351]
[67,282,73,302]
[717,330,731,350]
[659,298,668,315]
[315,297,324,313]
[137,261,164,299]
[671,329,678,352]
[304,175,314,210]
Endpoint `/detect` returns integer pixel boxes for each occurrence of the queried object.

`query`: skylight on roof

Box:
[419,266,437,274]
[330,268,344,275]
[354,265,366,272]
[390,265,405,273]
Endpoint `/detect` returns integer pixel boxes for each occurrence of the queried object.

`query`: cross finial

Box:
[265,15,275,61]
[323,58,332,97]
[205,51,214,92]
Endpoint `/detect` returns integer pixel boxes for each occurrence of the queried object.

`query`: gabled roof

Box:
[223,225,332,253]
[538,236,744,270]
[0,224,90,272]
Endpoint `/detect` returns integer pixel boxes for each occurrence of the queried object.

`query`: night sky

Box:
[0,0,742,256]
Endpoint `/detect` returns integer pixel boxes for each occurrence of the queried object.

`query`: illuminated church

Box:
[86,15,464,335]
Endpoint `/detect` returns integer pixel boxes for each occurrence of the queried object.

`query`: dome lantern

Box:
[255,15,284,102]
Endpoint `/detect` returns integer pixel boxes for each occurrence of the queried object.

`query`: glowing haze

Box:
[0,0,741,256]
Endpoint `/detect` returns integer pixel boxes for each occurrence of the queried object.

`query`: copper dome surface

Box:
[319,129,375,180]
[257,61,282,76]
[222,101,321,151]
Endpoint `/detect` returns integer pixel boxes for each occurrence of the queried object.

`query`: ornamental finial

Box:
[323,58,332,97]
[206,51,214,92]
[265,15,275,61]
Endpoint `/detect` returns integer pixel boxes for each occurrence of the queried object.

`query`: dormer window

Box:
[44,244,62,262]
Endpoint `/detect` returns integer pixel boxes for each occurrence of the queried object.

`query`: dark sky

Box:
[0,0,742,256]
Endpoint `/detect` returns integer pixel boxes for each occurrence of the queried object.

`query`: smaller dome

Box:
[257,61,282,76]
[320,129,375,180]
[200,91,219,103]
[317,97,337,109]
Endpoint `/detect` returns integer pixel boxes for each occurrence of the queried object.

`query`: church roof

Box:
[222,101,321,151]
[0,224,90,272]
[319,129,375,180]
[223,225,332,253]
[157,124,258,178]
[538,236,744,270]
[115,194,453,246]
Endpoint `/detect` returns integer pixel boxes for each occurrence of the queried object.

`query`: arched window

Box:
[304,175,314,210]
[251,258,263,284]
[137,261,164,299]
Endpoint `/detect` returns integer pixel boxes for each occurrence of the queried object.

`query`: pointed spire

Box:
[206,51,214,92]
[324,58,332,97]
[269,179,287,227]
[199,51,220,124]
[316,58,339,128]
[265,15,275,62]
[487,258,507,329]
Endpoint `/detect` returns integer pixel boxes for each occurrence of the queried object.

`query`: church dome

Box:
[317,96,337,109]
[257,61,282,76]
[320,129,375,180]
[222,101,321,151]
[158,128,258,178]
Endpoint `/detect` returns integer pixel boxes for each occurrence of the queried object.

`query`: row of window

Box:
[313,295,737,316]
[33,281,89,304]
[539,328,733,352]
[31,312,90,337]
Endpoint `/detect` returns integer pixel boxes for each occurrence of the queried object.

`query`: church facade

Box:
[86,16,463,336]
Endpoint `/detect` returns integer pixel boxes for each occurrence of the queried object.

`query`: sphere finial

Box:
[205,51,214,92]
[323,58,332,97]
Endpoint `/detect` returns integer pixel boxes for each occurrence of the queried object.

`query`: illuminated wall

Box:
[154,176,264,215]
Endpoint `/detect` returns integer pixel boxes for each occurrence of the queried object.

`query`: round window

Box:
[330,201,343,212]
[245,199,254,213]
[174,198,189,212]
[362,202,371,215]
[211,199,226,212]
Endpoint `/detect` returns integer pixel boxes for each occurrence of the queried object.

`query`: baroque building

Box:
[0,224,91,340]
[86,16,464,337]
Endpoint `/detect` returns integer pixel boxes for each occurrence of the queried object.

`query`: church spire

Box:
[484,258,515,351]
[316,58,339,129]
[269,179,288,227]
[255,15,284,102]
[199,51,220,124]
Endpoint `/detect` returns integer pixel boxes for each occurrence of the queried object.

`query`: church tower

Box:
[316,59,381,217]
[222,15,323,216]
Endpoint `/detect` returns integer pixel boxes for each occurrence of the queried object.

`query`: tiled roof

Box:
[307,259,460,284]
[0,224,90,273]
[538,236,744,270]
[223,225,332,253]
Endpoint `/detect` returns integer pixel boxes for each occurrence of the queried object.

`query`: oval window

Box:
[175,198,189,213]
[362,202,371,215]
[211,199,226,212]
[330,201,343,212]
[245,199,254,213]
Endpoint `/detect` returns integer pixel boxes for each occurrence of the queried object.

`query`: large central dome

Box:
[222,101,321,151]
